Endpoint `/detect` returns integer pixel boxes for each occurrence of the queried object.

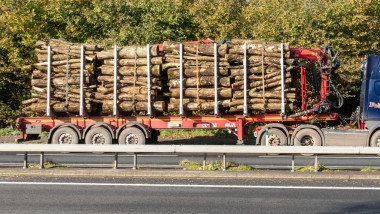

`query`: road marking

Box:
[15,154,178,157]
[0,182,380,190]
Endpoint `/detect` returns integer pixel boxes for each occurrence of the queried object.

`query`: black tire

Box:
[51,127,79,144]
[85,127,112,145]
[370,130,380,147]
[147,129,158,144]
[118,127,146,145]
[259,128,287,146]
[294,128,322,146]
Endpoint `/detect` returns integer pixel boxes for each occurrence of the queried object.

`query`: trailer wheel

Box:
[294,129,322,146]
[118,127,145,145]
[259,128,287,146]
[370,130,380,147]
[85,127,112,145]
[51,127,79,144]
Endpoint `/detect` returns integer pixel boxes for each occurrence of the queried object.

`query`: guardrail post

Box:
[23,152,28,169]
[39,152,44,169]
[222,153,226,171]
[203,153,207,171]
[113,152,118,169]
[314,155,318,172]
[291,154,295,172]
[133,153,138,170]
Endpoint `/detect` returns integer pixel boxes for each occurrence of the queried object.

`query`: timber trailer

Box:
[15,40,380,147]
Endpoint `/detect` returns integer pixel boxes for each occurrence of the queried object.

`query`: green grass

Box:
[27,161,66,169]
[179,159,254,171]
[361,167,378,172]
[295,165,333,172]
[39,131,49,137]
[160,129,234,139]
[0,127,21,136]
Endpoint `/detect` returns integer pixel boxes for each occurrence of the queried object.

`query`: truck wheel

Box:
[294,129,322,146]
[85,127,112,145]
[260,128,287,146]
[370,130,380,147]
[52,127,79,144]
[118,127,145,145]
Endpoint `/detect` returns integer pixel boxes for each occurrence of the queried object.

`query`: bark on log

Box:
[170,88,232,99]
[229,40,290,52]
[169,76,230,88]
[233,90,297,99]
[162,61,229,70]
[103,57,163,66]
[163,41,227,56]
[167,66,229,79]
[168,100,231,112]
[229,98,296,107]
[225,54,294,65]
[97,45,159,60]
[30,102,92,113]
[229,103,294,112]
[99,65,161,76]
[102,100,165,113]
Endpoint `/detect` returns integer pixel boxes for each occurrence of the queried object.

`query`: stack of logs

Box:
[22,39,103,115]
[22,39,299,116]
[227,39,297,113]
[162,40,298,114]
[163,41,232,113]
[95,45,166,114]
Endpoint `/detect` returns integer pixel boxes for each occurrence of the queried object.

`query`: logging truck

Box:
[15,40,380,147]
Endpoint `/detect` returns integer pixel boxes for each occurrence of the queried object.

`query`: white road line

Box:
[0,182,379,190]
[15,154,178,157]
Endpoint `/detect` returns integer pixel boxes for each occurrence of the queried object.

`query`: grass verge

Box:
[179,159,254,171]
[361,167,378,172]
[295,165,334,172]
[27,161,66,169]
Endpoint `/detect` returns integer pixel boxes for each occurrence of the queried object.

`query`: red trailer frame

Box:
[16,113,338,144]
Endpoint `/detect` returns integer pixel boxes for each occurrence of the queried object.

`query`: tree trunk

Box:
[170,88,232,99]
[169,76,230,88]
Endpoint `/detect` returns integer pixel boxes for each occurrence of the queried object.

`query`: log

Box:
[30,102,92,113]
[229,103,294,112]
[229,40,290,52]
[95,93,149,101]
[168,100,231,112]
[97,45,159,60]
[162,61,229,70]
[163,41,227,56]
[233,90,297,99]
[99,65,161,76]
[229,98,296,107]
[167,66,228,79]
[225,54,294,65]
[170,88,232,99]
[231,75,292,90]
[21,98,39,105]
[102,100,165,113]
[169,76,230,88]
[228,48,289,58]
[103,57,163,66]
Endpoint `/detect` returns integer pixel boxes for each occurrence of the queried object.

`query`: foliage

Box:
[160,129,233,139]
[0,126,22,136]
[27,161,66,169]
[0,0,379,127]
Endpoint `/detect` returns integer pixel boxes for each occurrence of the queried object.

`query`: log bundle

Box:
[227,39,298,113]
[95,45,166,114]
[163,41,232,113]
[22,39,103,115]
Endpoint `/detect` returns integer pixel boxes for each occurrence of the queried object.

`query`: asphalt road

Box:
[0,152,380,170]
[0,177,380,214]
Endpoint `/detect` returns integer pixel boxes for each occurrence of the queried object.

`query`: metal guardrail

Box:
[1,144,380,172]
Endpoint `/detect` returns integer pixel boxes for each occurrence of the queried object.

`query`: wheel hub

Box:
[92,133,106,144]
[301,136,314,146]
[268,134,281,146]
[58,134,72,144]
[126,134,139,144]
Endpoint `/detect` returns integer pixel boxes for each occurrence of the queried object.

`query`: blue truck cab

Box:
[322,55,380,146]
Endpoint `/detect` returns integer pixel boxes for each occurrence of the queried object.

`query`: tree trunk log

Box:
[170,88,232,99]
[169,76,230,88]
